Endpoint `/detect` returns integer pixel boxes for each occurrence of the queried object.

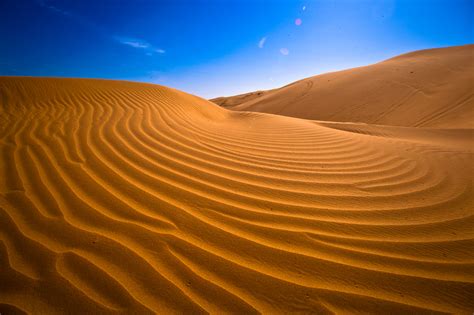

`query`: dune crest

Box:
[0,77,473,314]
[212,45,474,128]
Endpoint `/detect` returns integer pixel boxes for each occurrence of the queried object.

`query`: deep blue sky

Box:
[1,0,473,98]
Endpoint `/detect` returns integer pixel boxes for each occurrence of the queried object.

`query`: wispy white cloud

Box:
[258,37,267,48]
[122,40,150,49]
[36,0,70,16]
[280,48,289,56]
[35,0,166,59]
[114,36,165,56]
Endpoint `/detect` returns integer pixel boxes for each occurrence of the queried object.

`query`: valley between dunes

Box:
[1,48,474,314]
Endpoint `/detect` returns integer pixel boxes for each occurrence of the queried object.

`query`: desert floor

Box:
[0,46,473,314]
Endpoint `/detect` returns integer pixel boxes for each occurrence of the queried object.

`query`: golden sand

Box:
[213,45,474,129]
[0,46,473,314]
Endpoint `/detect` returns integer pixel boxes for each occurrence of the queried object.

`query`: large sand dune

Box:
[212,45,474,128]
[1,77,473,314]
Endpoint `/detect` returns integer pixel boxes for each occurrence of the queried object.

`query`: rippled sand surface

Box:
[0,77,473,314]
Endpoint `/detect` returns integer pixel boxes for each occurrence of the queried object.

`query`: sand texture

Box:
[212,45,474,128]
[0,75,473,314]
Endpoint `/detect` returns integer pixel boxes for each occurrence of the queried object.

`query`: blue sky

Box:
[1,0,473,98]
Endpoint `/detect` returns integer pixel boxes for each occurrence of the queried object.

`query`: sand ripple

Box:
[0,77,473,314]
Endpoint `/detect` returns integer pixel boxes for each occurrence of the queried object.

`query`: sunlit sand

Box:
[0,45,473,313]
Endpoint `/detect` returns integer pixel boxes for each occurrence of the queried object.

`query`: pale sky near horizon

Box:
[1,0,473,98]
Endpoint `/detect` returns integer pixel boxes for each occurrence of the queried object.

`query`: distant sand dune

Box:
[212,45,474,129]
[0,77,473,314]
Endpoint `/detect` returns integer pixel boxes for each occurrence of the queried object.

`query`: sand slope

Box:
[212,45,474,128]
[1,77,473,314]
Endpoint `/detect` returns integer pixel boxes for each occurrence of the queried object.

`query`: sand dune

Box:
[212,45,474,128]
[1,76,473,314]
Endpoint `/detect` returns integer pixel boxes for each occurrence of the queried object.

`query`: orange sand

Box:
[212,45,474,128]
[1,47,473,314]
